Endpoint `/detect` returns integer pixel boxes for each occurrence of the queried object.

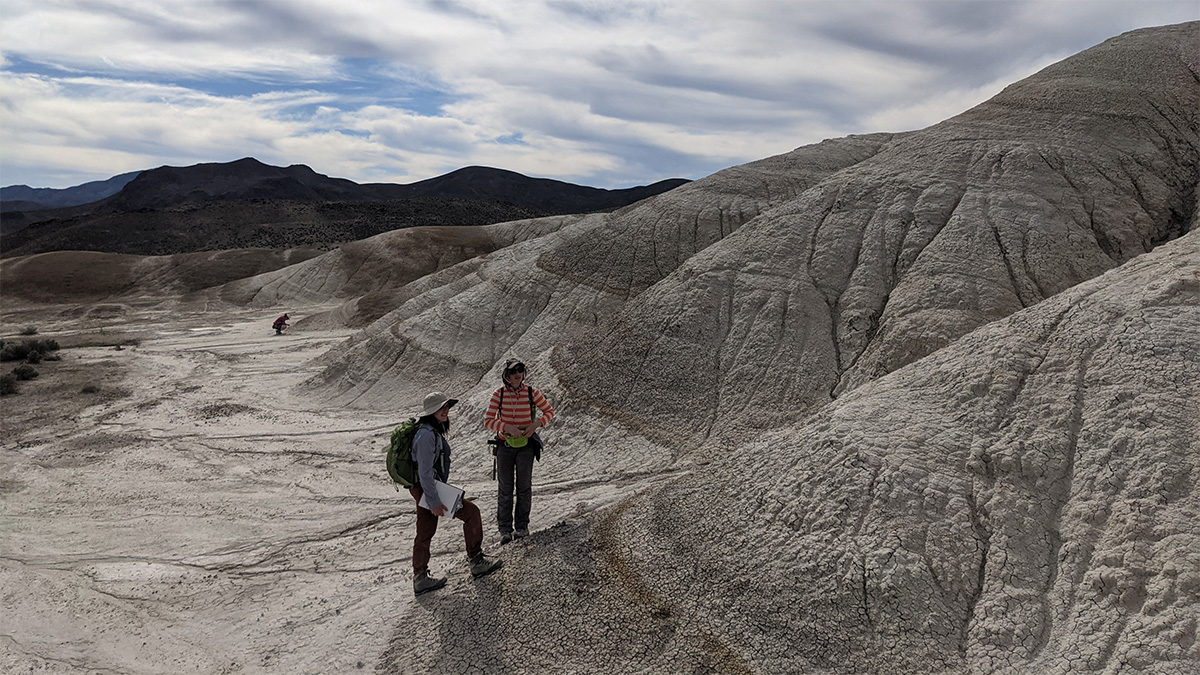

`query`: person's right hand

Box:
[432,505,448,517]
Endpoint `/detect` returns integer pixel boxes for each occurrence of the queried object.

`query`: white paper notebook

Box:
[418,480,465,518]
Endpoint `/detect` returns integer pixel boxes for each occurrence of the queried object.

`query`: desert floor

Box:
[0,305,669,673]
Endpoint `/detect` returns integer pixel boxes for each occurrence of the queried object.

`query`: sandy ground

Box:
[0,307,671,674]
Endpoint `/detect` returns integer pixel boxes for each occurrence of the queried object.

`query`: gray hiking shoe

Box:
[468,552,503,578]
[514,528,529,539]
[413,571,446,596]
[500,532,513,545]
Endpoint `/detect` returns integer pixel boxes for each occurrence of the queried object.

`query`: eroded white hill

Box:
[389,222,1200,675]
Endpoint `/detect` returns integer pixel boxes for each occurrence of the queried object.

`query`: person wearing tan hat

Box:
[410,391,502,595]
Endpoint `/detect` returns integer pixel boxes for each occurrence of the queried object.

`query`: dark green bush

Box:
[81,384,100,394]
[0,374,16,395]
[1,343,29,362]
[20,326,38,336]
[11,364,38,380]
[1,339,60,362]
[26,350,42,364]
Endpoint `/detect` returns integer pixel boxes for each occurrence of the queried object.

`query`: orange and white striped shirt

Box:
[483,383,555,435]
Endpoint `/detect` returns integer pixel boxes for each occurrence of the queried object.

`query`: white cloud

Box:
[2,0,1197,188]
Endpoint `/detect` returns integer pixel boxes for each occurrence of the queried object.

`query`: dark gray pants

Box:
[496,446,535,533]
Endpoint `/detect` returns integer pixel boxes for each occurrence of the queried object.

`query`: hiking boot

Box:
[468,552,503,578]
[500,532,513,545]
[413,571,446,596]
[514,528,529,539]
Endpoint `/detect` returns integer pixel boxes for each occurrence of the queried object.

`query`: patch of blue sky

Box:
[494,133,527,146]
[3,54,77,79]
[3,54,459,118]
[157,62,458,118]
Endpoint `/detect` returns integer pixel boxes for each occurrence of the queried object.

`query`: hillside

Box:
[391,227,1199,673]
[0,171,141,212]
[0,196,547,257]
[0,160,688,256]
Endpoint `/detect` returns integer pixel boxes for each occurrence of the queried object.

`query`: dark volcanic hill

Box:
[103,159,688,213]
[0,197,547,257]
[390,166,690,213]
[0,160,688,256]
[102,158,367,209]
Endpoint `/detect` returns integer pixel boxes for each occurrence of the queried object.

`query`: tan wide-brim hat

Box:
[420,391,458,417]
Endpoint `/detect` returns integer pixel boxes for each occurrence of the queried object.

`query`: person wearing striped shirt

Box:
[483,359,556,544]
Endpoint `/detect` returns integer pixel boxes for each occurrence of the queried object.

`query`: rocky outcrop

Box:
[390,224,1200,675]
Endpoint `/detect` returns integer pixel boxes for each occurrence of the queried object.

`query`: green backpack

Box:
[385,419,421,488]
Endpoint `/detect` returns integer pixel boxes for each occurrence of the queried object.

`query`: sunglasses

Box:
[505,362,525,373]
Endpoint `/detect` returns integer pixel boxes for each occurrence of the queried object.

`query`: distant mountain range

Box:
[0,158,688,256]
[0,171,142,211]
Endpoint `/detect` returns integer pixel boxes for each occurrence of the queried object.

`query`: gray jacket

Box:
[412,424,451,510]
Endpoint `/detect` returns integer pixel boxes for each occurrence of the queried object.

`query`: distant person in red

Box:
[273,313,289,335]
[483,359,555,544]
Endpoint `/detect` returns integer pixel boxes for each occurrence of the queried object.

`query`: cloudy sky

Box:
[1,1,1196,190]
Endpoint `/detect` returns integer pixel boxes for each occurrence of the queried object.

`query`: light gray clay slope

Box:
[181,215,579,327]
[386,227,1200,675]
[304,134,895,406]
[555,21,1200,453]
[0,247,322,306]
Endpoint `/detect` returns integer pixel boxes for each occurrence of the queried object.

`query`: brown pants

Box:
[409,486,483,576]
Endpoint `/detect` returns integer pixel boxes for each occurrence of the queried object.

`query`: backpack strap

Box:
[496,384,537,429]
[494,384,537,429]
[498,385,536,422]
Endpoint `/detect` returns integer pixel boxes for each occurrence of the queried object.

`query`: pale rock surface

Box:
[391,226,1200,675]
[190,215,580,328]
[0,310,681,674]
[0,248,322,307]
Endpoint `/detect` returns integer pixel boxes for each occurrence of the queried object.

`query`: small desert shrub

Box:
[26,350,42,364]
[11,364,38,380]
[0,374,16,395]
[20,326,38,336]
[81,384,100,394]
[1,343,30,362]
[1,339,60,362]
